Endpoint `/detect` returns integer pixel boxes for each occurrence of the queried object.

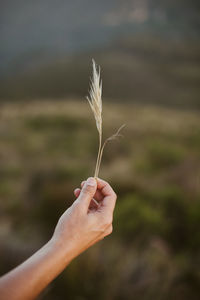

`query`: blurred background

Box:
[0,1,200,299]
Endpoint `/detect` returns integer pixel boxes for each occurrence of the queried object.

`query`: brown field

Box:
[0,99,200,300]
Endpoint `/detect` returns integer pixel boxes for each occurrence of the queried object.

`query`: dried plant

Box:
[86,59,125,178]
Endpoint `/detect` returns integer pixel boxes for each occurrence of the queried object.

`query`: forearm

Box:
[0,239,74,300]
[0,177,116,300]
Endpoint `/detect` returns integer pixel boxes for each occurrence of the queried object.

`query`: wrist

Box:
[48,236,77,265]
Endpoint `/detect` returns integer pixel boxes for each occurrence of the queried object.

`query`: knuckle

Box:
[104,225,113,237]
[82,185,93,194]
[108,215,113,225]
[107,213,113,224]
[108,225,113,234]
[101,215,113,228]
[113,192,117,201]
[101,222,108,230]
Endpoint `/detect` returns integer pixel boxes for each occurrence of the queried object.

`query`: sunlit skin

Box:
[0,177,117,300]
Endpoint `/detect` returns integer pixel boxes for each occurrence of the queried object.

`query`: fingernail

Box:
[86,177,96,186]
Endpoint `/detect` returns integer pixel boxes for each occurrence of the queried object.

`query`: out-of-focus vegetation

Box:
[1,36,200,110]
[0,99,200,299]
[1,1,200,298]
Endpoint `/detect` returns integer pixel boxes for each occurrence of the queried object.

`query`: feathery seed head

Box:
[86,59,102,134]
[86,59,125,178]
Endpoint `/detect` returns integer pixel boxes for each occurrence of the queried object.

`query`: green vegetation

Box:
[0,100,200,299]
[1,37,200,110]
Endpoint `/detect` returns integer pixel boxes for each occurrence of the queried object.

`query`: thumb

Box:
[77,177,97,209]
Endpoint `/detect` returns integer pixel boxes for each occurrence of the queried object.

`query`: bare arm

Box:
[0,177,117,300]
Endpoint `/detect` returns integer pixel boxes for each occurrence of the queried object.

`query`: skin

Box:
[0,177,117,300]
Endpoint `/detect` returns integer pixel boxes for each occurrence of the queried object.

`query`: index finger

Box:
[96,178,117,212]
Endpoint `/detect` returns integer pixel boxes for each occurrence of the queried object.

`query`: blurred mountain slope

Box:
[0,0,199,74]
[1,35,200,109]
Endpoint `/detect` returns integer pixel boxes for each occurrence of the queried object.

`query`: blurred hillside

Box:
[1,36,200,109]
[0,99,200,299]
[0,0,200,108]
[1,0,200,72]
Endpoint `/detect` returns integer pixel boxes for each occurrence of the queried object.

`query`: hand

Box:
[0,178,117,300]
[51,177,117,259]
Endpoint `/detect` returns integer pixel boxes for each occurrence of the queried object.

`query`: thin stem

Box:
[96,139,107,177]
[94,130,102,178]
[95,124,125,177]
[96,133,102,178]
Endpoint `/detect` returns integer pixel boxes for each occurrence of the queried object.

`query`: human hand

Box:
[0,177,117,300]
[51,177,117,260]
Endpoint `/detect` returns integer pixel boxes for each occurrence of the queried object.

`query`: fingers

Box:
[82,178,116,197]
[96,178,117,212]
[81,181,103,202]
[76,177,97,210]
[80,178,117,212]
[75,177,117,214]
[74,187,100,211]
[74,188,81,198]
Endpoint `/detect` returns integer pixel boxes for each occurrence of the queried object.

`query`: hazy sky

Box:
[0,0,199,73]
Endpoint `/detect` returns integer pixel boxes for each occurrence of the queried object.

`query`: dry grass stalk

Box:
[86,59,125,178]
